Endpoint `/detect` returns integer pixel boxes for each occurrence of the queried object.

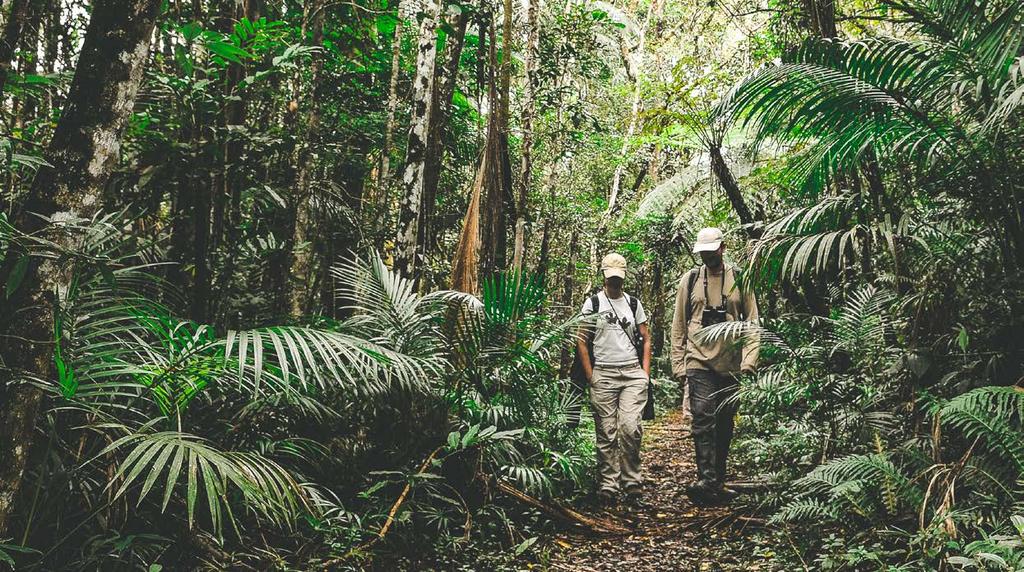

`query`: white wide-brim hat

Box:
[693,227,724,253]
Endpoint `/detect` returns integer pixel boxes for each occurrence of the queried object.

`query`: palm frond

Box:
[790,452,924,520]
[771,498,841,524]
[223,326,436,396]
[95,430,312,534]
[720,38,961,190]
[331,251,439,356]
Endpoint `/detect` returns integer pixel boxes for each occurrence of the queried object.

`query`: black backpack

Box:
[566,292,654,427]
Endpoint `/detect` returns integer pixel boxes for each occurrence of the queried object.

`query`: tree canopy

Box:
[0,0,1022,569]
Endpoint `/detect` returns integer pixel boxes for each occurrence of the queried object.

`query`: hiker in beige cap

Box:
[576,252,652,507]
[671,228,759,506]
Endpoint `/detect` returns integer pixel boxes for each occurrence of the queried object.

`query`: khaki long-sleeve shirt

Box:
[670,264,759,377]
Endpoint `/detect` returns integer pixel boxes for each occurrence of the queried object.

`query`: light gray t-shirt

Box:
[581,292,648,367]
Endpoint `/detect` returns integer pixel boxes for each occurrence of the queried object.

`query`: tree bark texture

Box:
[418,7,469,282]
[511,0,540,274]
[378,0,405,192]
[0,0,30,101]
[802,0,837,39]
[709,143,759,238]
[394,0,443,279]
[0,0,161,536]
[288,0,325,317]
[451,152,487,294]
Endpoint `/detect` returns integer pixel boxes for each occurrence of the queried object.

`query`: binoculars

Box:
[702,305,728,326]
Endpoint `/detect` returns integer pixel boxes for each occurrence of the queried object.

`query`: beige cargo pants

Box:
[590,364,648,493]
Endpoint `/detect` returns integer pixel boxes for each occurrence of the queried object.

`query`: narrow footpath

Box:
[546,407,778,571]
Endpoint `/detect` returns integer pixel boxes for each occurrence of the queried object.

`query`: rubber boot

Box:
[687,435,721,505]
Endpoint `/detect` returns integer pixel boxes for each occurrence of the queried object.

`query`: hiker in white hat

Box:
[575,252,652,507]
[670,227,760,506]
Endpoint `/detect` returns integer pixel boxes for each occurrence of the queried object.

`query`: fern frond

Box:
[940,387,1024,475]
[771,498,841,524]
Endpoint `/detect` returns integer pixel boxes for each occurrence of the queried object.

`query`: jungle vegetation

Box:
[0,0,1022,569]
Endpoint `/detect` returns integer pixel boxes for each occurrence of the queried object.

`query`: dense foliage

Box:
[0,0,1021,569]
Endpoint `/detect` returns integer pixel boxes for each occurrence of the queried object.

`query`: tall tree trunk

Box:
[605,0,653,214]
[418,7,469,285]
[42,0,59,115]
[0,0,30,101]
[536,214,550,283]
[288,0,325,317]
[215,0,260,326]
[559,229,579,377]
[479,12,512,278]
[13,0,39,128]
[511,0,539,274]
[497,0,514,262]
[535,159,564,285]
[168,143,195,298]
[709,143,758,237]
[498,0,513,126]
[591,0,654,270]
[377,1,404,194]
[192,150,212,322]
[394,0,443,279]
[0,0,160,535]
[801,0,837,39]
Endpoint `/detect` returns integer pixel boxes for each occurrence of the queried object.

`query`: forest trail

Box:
[546,408,770,572]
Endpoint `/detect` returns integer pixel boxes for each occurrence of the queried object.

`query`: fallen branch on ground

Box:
[725,480,772,492]
[378,446,444,540]
[322,446,445,568]
[495,480,630,535]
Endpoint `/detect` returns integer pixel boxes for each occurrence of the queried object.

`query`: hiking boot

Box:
[595,489,617,508]
[623,488,646,508]
[685,483,715,507]
[685,481,733,507]
[719,485,739,502]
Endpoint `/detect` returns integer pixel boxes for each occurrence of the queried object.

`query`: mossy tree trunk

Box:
[0,0,161,535]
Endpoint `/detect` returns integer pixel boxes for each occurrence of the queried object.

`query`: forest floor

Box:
[542,407,786,572]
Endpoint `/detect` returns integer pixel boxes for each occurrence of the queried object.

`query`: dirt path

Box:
[546,407,771,571]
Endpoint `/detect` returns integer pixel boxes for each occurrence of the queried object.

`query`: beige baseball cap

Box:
[693,227,725,253]
[601,252,627,279]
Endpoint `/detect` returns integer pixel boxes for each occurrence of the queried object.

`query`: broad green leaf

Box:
[207,40,254,64]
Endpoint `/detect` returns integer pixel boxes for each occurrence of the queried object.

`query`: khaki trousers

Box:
[590,364,648,493]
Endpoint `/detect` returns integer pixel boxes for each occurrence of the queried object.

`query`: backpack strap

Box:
[627,293,638,320]
[683,268,700,326]
[584,294,600,343]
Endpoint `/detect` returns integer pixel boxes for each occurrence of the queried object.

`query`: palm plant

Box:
[317,256,590,558]
[431,271,589,494]
[718,0,1024,270]
[741,285,1024,566]
[9,238,442,568]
